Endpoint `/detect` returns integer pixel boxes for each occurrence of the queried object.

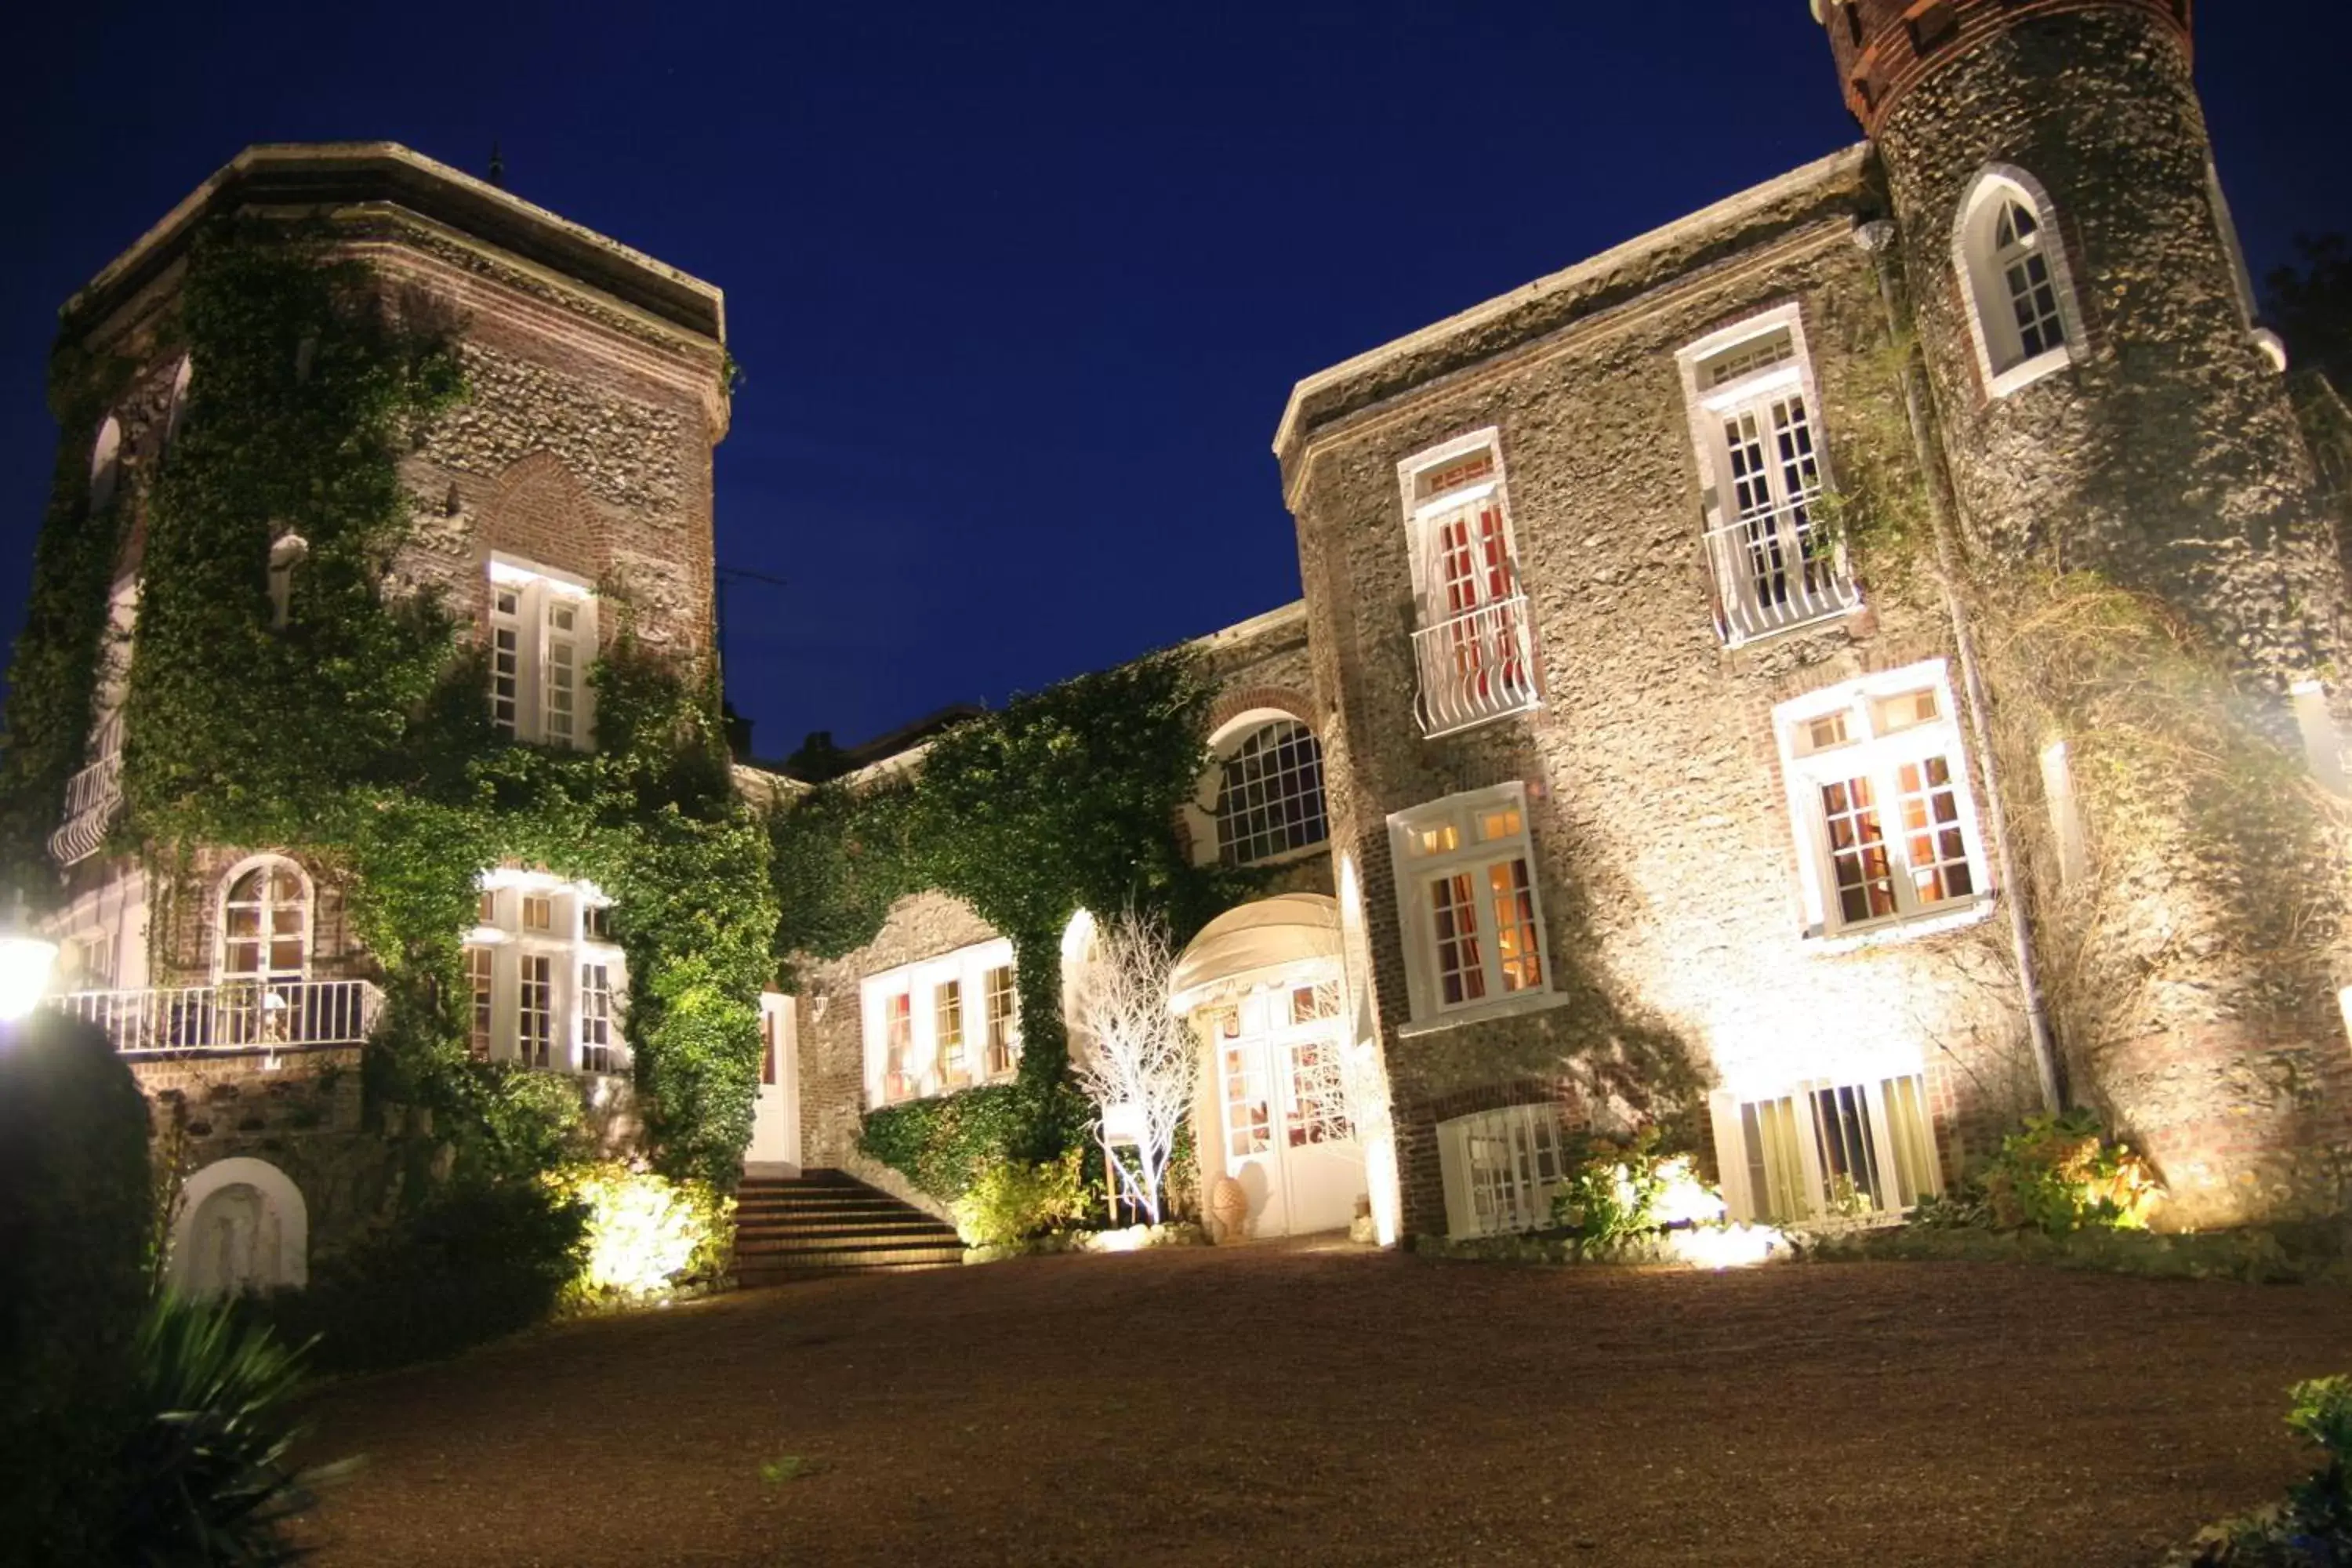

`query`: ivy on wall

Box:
[0,350,137,890]
[5,219,777,1190]
[769,650,1253,1185]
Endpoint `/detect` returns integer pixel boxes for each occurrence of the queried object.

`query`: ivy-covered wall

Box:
[7,201,772,1211]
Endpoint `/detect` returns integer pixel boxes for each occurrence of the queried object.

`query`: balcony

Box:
[1706,492,1861,646]
[1412,594,1542,739]
[49,735,123,867]
[47,978,384,1056]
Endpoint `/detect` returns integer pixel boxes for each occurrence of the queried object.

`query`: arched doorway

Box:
[1172,895,1364,1239]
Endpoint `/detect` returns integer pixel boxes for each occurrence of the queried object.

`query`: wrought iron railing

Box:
[1411,593,1542,739]
[48,978,384,1055]
[1705,492,1860,645]
[49,723,125,866]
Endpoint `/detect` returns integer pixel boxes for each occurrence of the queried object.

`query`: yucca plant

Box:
[108,1295,315,1566]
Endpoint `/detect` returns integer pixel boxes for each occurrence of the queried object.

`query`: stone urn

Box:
[1207,1176,1250,1243]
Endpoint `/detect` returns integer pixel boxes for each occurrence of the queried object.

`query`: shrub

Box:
[950,1151,1087,1247]
[546,1161,732,1307]
[107,1295,312,1566]
[1980,1109,2161,1234]
[1550,1132,1724,1243]
[860,1082,1039,1201]
[263,1178,588,1374]
[2169,1376,2352,1566]
[0,1013,155,1557]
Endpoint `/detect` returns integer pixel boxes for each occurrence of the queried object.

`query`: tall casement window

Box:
[1711,1074,1941,1225]
[1678,308,1859,645]
[1208,717,1328,866]
[1397,430,1541,739]
[1387,782,1552,1024]
[468,872,628,1074]
[861,938,1018,1108]
[1436,1102,1569,1240]
[1955,167,2083,397]
[488,557,597,748]
[218,858,311,984]
[1774,660,1992,940]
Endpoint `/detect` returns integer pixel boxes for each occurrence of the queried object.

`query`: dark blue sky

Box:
[7,2,2350,760]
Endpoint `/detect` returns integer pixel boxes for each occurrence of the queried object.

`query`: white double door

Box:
[746,993,800,1172]
[1210,983,1362,1238]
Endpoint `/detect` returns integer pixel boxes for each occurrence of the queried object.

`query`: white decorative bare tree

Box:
[1065,908,1196,1226]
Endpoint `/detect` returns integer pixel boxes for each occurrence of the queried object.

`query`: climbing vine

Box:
[6,219,777,1189]
[769,649,1253,1182]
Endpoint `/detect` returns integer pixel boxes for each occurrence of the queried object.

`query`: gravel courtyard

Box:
[289,1243,2352,1566]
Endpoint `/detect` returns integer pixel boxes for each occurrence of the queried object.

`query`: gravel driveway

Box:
[288,1242,2352,1566]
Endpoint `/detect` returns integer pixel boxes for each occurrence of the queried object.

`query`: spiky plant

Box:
[109,1296,314,1566]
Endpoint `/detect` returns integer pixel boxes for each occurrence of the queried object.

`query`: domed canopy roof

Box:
[1168,894,1343,1015]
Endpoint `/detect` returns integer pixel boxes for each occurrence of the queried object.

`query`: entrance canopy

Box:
[1169,894,1342,1015]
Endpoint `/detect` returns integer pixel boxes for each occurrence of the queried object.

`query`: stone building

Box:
[24,143,731,1288]
[17,1,2352,1283]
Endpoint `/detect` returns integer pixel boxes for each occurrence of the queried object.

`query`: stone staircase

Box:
[732,1170,965,1287]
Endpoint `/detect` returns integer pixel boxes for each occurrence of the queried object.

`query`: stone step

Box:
[735,1218,957,1241]
[736,1245,967,1271]
[735,1232,962,1258]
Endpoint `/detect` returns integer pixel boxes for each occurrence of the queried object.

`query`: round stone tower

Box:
[1820,0,2340,689]
[1820,2,2352,1228]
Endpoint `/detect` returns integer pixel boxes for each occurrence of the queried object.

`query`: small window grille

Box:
[984,964,1019,1077]
[517,954,554,1069]
[936,978,967,1090]
[1213,720,1329,866]
[1994,201,2067,361]
[1438,1103,1569,1240]
[466,946,494,1062]
[579,962,615,1073]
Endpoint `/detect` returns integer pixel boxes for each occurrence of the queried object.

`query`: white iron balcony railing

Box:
[1707,491,1861,646]
[1412,594,1542,739]
[48,978,384,1055]
[49,726,125,867]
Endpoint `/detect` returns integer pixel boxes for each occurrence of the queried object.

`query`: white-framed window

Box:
[860,938,1018,1107]
[1387,782,1552,1022]
[216,856,311,984]
[488,556,597,748]
[1396,430,1541,739]
[1774,659,1991,940]
[468,869,628,1075]
[1199,716,1329,866]
[267,535,308,630]
[89,416,122,514]
[1955,166,2084,398]
[1677,306,1859,645]
[1711,1073,1940,1225]
[1437,1102,1569,1240]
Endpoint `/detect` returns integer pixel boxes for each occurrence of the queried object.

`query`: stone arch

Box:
[485,450,606,590]
[89,416,122,514]
[171,1156,308,1297]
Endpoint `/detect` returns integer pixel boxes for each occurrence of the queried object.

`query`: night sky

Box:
[6,2,2350,762]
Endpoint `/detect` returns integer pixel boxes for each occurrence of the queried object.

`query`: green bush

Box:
[546,1161,732,1307]
[860,1082,1040,1201]
[950,1151,1087,1247]
[1978,1109,2162,1235]
[262,1178,587,1374]
[1549,1131,1722,1243]
[0,1013,156,1555]
[106,1296,313,1566]
[2169,1376,2352,1566]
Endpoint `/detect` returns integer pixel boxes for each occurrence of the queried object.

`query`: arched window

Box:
[1955,169,2082,397]
[89,416,122,514]
[219,857,310,983]
[1213,719,1329,866]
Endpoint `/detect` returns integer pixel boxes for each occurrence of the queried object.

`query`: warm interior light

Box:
[0,934,59,1022]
